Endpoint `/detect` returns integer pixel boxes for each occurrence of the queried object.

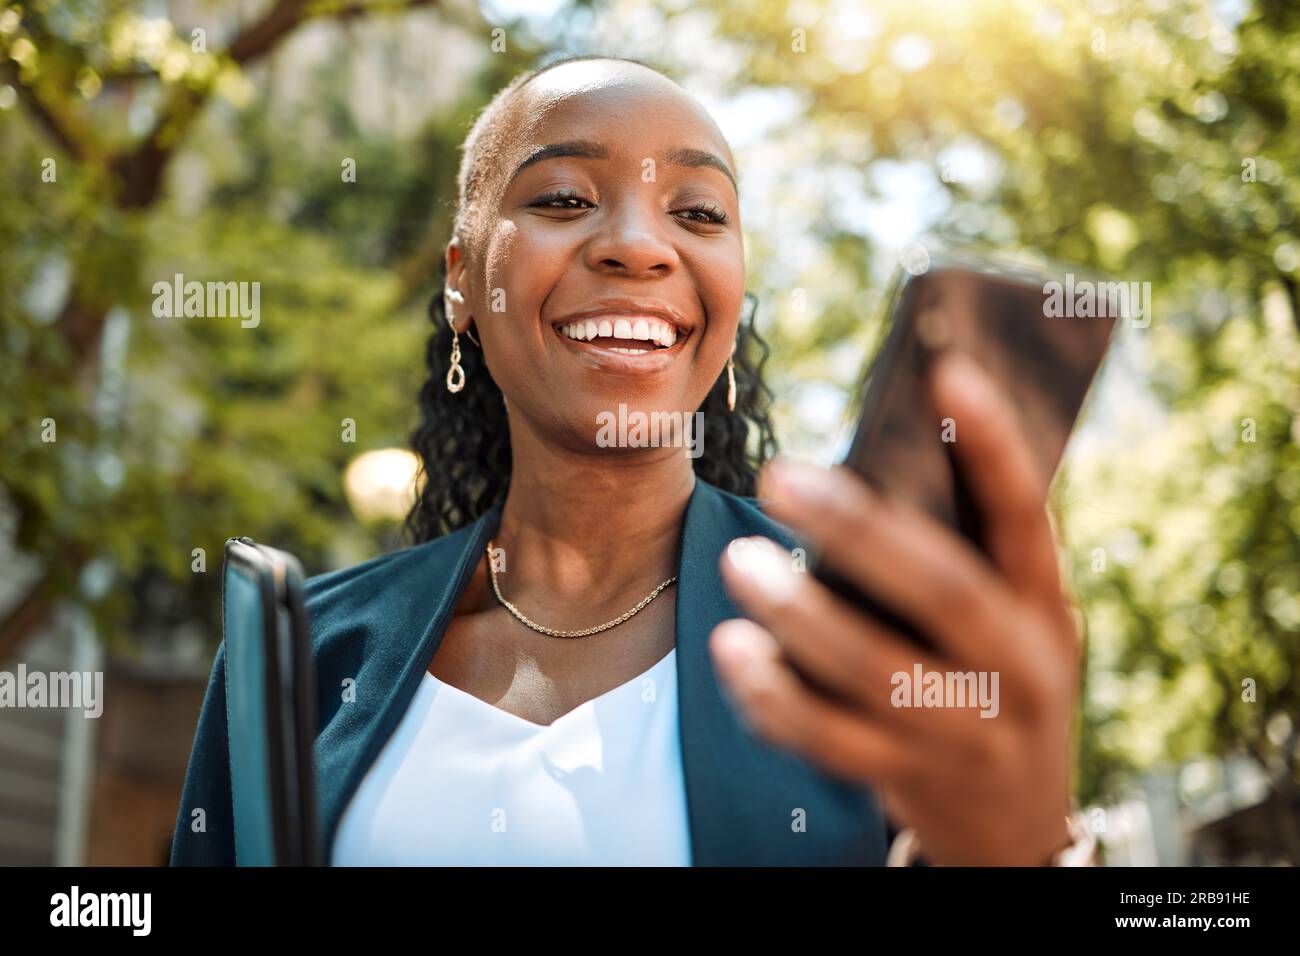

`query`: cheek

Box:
[481,218,582,337]
[481,220,527,317]
[478,220,556,364]
[694,249,746,363]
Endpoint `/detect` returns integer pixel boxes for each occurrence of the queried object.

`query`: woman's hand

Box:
[709,350,1082,866]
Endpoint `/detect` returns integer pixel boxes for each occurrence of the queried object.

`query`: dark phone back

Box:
[810,252,1119,654]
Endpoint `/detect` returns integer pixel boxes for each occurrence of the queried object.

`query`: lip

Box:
[550,299,695,375]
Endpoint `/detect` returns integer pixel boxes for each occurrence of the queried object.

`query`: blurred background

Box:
[0,0,1296,866]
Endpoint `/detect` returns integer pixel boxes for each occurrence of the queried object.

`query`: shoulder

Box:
[300,545,409,644]
[299,518,488,659]
[301,544,410,612]
[693,478,801,552]
[304,521,478,604]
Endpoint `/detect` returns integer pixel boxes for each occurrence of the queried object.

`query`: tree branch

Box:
[1,60,90,161]
[226,0,314,65]
[229,0,435,63]
[113,0,438,208]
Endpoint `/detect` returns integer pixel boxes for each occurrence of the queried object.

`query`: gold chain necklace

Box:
[484,540,677,638]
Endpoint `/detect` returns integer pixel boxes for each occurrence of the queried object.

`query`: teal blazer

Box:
[169,477,890,865]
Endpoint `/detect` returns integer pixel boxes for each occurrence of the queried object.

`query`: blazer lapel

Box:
[673,479,887,865]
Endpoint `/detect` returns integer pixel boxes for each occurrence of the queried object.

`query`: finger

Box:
[709,618,916,785]
[758,457,1035,678]
[928,350,1067,615]
[718,535,966,735]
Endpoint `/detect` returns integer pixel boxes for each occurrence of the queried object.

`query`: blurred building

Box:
[0,583,209,866]
[1098,757,1296,866]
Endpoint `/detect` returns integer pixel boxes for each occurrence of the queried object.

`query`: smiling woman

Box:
[171,54,1091,869]
[405,55,776,542]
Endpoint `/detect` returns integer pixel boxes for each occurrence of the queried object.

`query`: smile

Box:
[552,310,693,372]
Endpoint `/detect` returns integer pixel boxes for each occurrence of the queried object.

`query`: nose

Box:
[582,195,680,278]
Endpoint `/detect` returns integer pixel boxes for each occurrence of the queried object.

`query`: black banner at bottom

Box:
[2,864,1292,941]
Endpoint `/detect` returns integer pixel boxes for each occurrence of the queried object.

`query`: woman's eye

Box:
[528,192,728,226]
[531,191,594,211]
[676,202,728,225]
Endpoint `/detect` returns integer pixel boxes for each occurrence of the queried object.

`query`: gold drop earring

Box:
[445,288,467,394]
[726,342,737,412]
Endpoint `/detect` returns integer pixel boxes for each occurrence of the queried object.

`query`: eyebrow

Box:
[509,140,738,193]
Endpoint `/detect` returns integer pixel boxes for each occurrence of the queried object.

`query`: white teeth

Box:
[562,322,596,341]
[557,315,684,347]
[651,320,677,347]
[608,347,650,355]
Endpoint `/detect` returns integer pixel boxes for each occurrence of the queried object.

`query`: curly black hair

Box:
[402,56,779,545]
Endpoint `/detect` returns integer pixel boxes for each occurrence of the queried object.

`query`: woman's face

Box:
[448,61,745,458]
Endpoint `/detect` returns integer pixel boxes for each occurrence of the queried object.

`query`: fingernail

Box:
[765,456,832,506]
[711,633,761,730]
[725,536,800,602]
[711,627,774,704]
[711,625,757,669]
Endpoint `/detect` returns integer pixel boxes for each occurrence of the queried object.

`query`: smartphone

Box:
[222,536,322,865]
[806,246,1120,662]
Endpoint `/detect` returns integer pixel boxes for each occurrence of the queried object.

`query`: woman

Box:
[170,55,1092,866]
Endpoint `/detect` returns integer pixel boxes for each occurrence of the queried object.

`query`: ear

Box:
[443,236,473,334]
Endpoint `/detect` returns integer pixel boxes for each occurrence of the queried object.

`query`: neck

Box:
[490,423,697,614]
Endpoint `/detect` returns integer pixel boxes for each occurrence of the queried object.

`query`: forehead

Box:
[501,62,735,173]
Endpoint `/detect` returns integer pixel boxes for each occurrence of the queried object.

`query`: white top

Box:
[332,647,692,866]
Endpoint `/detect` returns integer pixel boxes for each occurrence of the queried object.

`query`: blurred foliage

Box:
[0,0,538,651]
[0,0,1297,838]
